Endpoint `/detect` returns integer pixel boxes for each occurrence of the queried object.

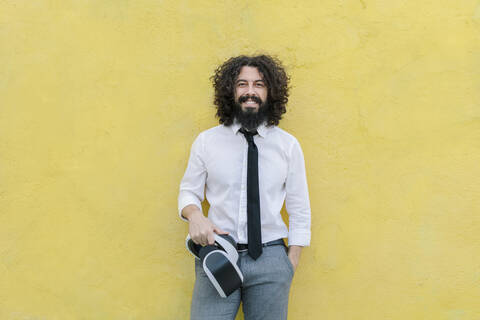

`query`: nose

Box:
[247,84,257,96]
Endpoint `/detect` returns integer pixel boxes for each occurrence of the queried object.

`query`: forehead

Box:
[236,66,264,81]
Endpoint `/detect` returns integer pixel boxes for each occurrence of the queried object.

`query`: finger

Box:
[200,235,208,246]
[192,236,202,246]
[207,232,215,245]
[190,232,204,246]
[213,226,229,235]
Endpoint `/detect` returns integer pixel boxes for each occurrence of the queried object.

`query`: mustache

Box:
[238,94,263,105]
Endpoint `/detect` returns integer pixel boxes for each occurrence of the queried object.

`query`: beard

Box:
[234,95,268,131]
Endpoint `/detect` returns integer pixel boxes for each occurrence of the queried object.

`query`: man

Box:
[178,55,311,320]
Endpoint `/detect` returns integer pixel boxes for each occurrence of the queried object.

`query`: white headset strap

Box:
[185,234,200,259]
[214,235,239,262]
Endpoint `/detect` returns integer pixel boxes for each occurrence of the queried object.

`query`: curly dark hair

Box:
[211,55,290,126]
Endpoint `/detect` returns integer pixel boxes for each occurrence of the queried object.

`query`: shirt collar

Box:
[230,121,270,138]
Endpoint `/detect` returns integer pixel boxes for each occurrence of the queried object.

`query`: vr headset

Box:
[186,234,244,298]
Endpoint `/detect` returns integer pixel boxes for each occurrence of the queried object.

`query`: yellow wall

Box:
[1,1,480,319]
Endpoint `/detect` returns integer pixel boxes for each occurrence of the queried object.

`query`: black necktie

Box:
[240,128,262,260]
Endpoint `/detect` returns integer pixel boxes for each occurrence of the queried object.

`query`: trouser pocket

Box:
[282,246,295,276]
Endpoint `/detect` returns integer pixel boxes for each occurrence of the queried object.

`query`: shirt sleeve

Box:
[285,139,311,246]
[178,133,207,221]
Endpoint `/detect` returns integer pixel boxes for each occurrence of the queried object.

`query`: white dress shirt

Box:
[178,122,311,246]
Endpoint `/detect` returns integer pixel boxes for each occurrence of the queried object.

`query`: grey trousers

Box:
[190,244,294,320]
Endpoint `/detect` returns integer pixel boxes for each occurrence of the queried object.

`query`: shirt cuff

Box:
[178,193,203,222]
[287,230,311,247]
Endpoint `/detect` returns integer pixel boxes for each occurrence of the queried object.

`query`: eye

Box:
[256,82,265,87]
[237,82,247,87]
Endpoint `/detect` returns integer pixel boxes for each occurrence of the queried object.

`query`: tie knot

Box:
[239,128,257,142]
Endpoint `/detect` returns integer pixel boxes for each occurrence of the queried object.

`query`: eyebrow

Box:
[236,79,265,83]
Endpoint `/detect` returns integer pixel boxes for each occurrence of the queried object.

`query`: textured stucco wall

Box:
[1,1,480,319]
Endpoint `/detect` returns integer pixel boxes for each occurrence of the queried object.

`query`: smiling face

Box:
[234,66,268,113]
